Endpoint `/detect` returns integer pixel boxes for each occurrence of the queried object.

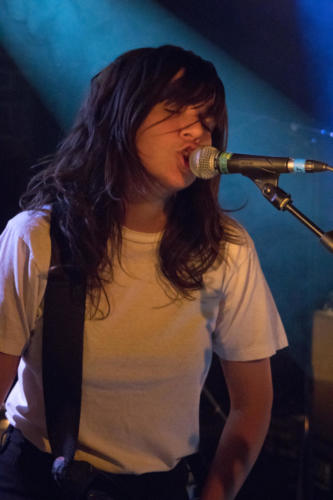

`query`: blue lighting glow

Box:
[0,0,203,128]
[296,0,333,128]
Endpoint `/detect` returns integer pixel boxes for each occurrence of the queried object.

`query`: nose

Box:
[179,119,206,142]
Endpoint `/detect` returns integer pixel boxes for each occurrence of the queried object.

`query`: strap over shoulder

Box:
[42,205,87,462]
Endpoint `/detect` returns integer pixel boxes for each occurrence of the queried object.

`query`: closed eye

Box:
[199,121,210,132]
[164,108,180,115]
[199,115,216,132]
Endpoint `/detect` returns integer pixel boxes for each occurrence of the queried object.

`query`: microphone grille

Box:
[189,146,219,179]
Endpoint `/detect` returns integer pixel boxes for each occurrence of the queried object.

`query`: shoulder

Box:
[1,209,51,273]
[3,208,50,242]
[203,222,259,296]
[222,221,257,273]
[4,209,50,239]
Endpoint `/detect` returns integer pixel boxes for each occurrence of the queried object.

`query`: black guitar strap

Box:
[42,206,86,475]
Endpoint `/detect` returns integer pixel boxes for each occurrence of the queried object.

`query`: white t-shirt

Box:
[0,210,287,474]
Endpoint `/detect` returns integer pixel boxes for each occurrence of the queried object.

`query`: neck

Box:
[124,198,169,233]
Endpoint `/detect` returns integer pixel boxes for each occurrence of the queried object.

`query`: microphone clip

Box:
[248,173,291,211]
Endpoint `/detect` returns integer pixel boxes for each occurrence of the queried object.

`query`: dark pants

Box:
[0,426,189,500]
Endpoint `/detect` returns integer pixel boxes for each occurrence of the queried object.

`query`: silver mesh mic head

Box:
[189,146,219,179]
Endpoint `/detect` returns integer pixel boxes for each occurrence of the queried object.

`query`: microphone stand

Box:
[245,173,333,254]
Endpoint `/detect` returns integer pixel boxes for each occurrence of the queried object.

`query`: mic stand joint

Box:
[245,173,333,254]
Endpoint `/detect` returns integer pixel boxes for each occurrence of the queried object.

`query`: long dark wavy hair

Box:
[20,45,242,312]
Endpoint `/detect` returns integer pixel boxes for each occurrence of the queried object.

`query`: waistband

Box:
[1,425,190,500]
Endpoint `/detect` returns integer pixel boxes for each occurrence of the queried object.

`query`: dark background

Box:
[157,0,333,129]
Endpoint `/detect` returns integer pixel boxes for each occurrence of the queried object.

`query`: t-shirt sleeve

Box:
[213,232,288,361]
[0,211,51,356]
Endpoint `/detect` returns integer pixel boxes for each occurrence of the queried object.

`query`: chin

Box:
[172,170,196,189]
[165,179,195,195]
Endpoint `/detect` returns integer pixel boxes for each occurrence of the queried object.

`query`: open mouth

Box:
[180,150,191,169]
[182,153,190,167]
[179,145,200,171]
[177,146,198,174]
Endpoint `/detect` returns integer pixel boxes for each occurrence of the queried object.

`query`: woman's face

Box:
[135,100,215,201]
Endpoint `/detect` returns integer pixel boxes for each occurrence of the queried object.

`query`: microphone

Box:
[189,146,333,179]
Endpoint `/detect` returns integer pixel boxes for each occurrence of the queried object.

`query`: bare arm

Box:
[200,357,273,500]
[0,351,20,406]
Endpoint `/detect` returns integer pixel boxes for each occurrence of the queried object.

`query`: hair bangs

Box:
[160,65,226,126]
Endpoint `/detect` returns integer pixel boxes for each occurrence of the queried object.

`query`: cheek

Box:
[136,134,161,173]
[199,127,213,146]
[136,130,151,160]
[136,136,159,165]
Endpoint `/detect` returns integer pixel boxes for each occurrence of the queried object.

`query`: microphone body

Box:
[189,146,332,179]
